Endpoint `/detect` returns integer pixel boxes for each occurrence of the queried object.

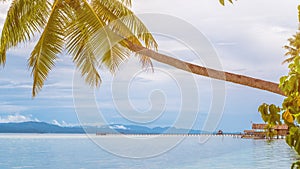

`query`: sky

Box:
[0,0,298,132]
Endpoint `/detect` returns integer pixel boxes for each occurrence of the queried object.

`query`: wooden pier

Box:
[96,133,243,138]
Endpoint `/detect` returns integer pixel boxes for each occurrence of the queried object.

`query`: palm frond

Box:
[92,0,139,45]
[71,37,102,86]
[66,0,135,76]
[283,33,300,64]
[92,0,157,68]
[0,0,50,65]
[93,0,157,49]
[65,0,104,87]
[117,0,131,7]
[101,43,130,73]
[219,0,235,6]
[1,0,159,97]
[28,1,67,97]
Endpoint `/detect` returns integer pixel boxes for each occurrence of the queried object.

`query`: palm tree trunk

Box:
[126,41,285,96]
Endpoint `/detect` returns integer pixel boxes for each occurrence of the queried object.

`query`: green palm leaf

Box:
[28,0,67,97]
[0,0,50,65]
[284,33,300,64]
[91,0,157,68]
[101,41,130,73]
[67,0,150,75]
[65,0,104,87]
[1,0,159,97]
[93,0,157,49]
[65,0,113,86]
[117,0,132,7]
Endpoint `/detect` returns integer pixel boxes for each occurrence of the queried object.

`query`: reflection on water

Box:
[0,134,297,169]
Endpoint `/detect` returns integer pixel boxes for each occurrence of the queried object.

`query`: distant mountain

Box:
[0,122,210,134]
[0,122,85,133]
[103,124,210,134]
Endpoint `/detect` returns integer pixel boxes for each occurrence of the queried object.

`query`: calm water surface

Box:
[0,134,297,169]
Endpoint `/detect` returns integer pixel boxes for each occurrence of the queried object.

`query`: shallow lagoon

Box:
[0,134,297,169]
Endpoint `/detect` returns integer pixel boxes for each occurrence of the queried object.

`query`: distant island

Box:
[0,121,228,134]
[0,121,85,133]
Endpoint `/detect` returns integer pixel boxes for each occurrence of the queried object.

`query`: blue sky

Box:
[0,0,298,132]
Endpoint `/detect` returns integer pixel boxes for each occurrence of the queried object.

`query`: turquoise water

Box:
[0,134,297,169]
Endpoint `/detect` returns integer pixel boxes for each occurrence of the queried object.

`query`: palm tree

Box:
[0,0,284,97]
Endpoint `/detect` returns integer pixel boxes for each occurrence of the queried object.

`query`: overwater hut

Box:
[273,124,289,136]
[217,130,223,135]
[243,123,289,139]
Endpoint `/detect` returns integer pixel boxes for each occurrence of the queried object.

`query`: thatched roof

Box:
[244,130,255,134]
[252,123,267,129]
[252,123,288,130]
[244,130,254,132]
[274,124,288,130]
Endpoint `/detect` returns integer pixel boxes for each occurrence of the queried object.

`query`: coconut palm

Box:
[0,0,157,96]
[0,0,283,97]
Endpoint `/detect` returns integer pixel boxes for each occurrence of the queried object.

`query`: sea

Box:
[0,134,297,169]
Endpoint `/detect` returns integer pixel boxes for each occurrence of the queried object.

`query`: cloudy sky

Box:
[0,0,298,132]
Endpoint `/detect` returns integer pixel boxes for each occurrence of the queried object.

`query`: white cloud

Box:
[51,119,61,126]
[51,120,78,127]
[0,114,39,123]
[109,125,127,130]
